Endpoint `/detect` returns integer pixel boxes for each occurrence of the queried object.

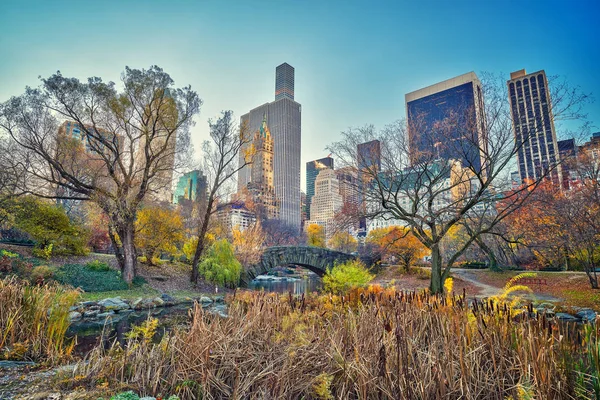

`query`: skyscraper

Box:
[507,69,562,187]
[306,168,343,240]
[241,114,279,220]
[275,62,295,101]
[306,156,334,220]
[406,72,487,172]
[173,170,207,205]
[238,63,302,230]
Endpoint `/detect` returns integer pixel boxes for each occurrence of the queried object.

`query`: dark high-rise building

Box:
[238,63,302,231]
[508,69,562,187]
[357,140,381,171]
[275,63,295,101]
[306,157,334,220]
[406,72,487,172]
[557,138,577,189]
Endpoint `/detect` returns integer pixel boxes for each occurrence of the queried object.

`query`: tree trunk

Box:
[476,238,499,272]
[430,244,443,294]
[119,221,137,284]
[191,197,215,284]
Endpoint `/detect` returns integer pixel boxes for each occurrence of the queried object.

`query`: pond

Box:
[248,274,322,294]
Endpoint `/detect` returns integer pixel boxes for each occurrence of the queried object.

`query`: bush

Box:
[30,265,56,285]
[54,263,129,292]
[198,239,242,288]
[457,261,488,269]
[85,259,111,272]
[322,260,374,294]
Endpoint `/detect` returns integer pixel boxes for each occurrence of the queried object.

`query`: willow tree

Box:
[328,74,590,293]
[0,66,201,282]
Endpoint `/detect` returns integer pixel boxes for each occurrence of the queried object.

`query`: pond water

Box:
[248,274,321,294]
[68,302,226,356]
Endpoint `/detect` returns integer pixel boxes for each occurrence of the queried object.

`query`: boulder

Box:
[576,308,597,322]
[68,311,82,321]
[153,297,165,307]
[97,311,115,319]
[213,296,225,304]
[98,297,130,312]
[160,293,176,304]
[200,296,213,304]
[139,298,156,309]
[130,297,143,310]
[83,309,100,318]
[556,312,579,322]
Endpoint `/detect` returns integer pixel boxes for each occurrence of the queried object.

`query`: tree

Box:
[328,74,591,293]
[7,196,88,256]
[306,224,326,248]
[189,112,253,284]
[263,219,305,246]
[322,260,374,294]
[135,206,185,265]
[232,222,265,267]
[0,66,200,283]
[328,231,358,253]
[198,239,242,288]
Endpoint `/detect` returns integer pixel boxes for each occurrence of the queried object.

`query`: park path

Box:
[452,269,562,303]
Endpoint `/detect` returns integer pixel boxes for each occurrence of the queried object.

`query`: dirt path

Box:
[452,269,563,303]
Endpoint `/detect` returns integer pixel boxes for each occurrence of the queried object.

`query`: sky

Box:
[1,0,599,191]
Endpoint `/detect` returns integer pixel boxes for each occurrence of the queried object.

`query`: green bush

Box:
[199,239,242,288]
[322,260,374,294]
[85,259,111,272]
[54,264,129,292]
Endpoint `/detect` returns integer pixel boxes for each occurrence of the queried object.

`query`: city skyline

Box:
[1,0,598,192]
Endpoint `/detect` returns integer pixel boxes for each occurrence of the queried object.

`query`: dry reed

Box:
[71,287,599,399]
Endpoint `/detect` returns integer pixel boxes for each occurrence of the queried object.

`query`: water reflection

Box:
[248,274,321,294]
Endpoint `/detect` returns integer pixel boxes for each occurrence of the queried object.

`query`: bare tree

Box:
[328,74,591,293]
[0,66,200,282]
[190,111,253,284]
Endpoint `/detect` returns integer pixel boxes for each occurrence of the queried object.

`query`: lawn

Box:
[471,269,600,309]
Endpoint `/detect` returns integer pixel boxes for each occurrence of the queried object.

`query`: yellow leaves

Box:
[135,206,185,261]
[444,277,454,295]
[327,231,357,253]
[307,224,326,248]
[126,317,159,344]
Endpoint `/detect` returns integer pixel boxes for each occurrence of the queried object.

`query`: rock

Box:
[131,297,143,310]
[139,298,156,309]
[83,309,99,318]
[150,275,168,281]
[576,308,597,321]
[97,311,115,319]
[68,311,82,321]
[200,296,213,304]
[556,312,579,322]
[80,301,97,307]
[153,297,165,306]
[160,293,176,304]
[140,397,157,400]
[98,297,130,311]
[213,296,225,303]
[0,360,37,369]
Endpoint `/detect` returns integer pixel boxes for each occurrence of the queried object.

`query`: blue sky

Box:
[1,0,598,190]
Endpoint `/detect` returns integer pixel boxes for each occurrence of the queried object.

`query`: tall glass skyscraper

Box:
[507,69,562,187]
[406,72,487,172]
[239,63,302,231]
[306,157,334,220]
[275,63,295,101]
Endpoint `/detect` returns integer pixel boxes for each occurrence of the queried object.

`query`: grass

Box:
[79,285,160,301]
[0,276,80,363]
[65,287,600,399]
[473,269,600,309]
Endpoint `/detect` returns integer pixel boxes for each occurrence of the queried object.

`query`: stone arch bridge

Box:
[241,246,356,286]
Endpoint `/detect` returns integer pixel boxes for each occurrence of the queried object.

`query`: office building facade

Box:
[275,62,295,101]
[306,156,334,220]
[239,63,302,231]
[507,69,562,187]
[173,170,207,205]
[406,72,487,172]
[305,168,343,240]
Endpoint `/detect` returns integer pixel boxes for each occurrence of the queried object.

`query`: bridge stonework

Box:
[241,246,356,286]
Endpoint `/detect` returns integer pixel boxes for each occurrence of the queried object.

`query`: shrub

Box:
[322,260,374,294]
[198,239,242,288]
[54,263,129,292]
[0,276,80,362]
[30,265,56,285]
[85,259,111,272]
[182,236,198,263]
[32,243,53,260]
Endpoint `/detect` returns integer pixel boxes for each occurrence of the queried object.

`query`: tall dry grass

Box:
[0,276,80,363]
[72,287,599,399]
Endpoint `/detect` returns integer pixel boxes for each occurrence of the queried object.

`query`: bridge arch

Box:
[241,246,356,286]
